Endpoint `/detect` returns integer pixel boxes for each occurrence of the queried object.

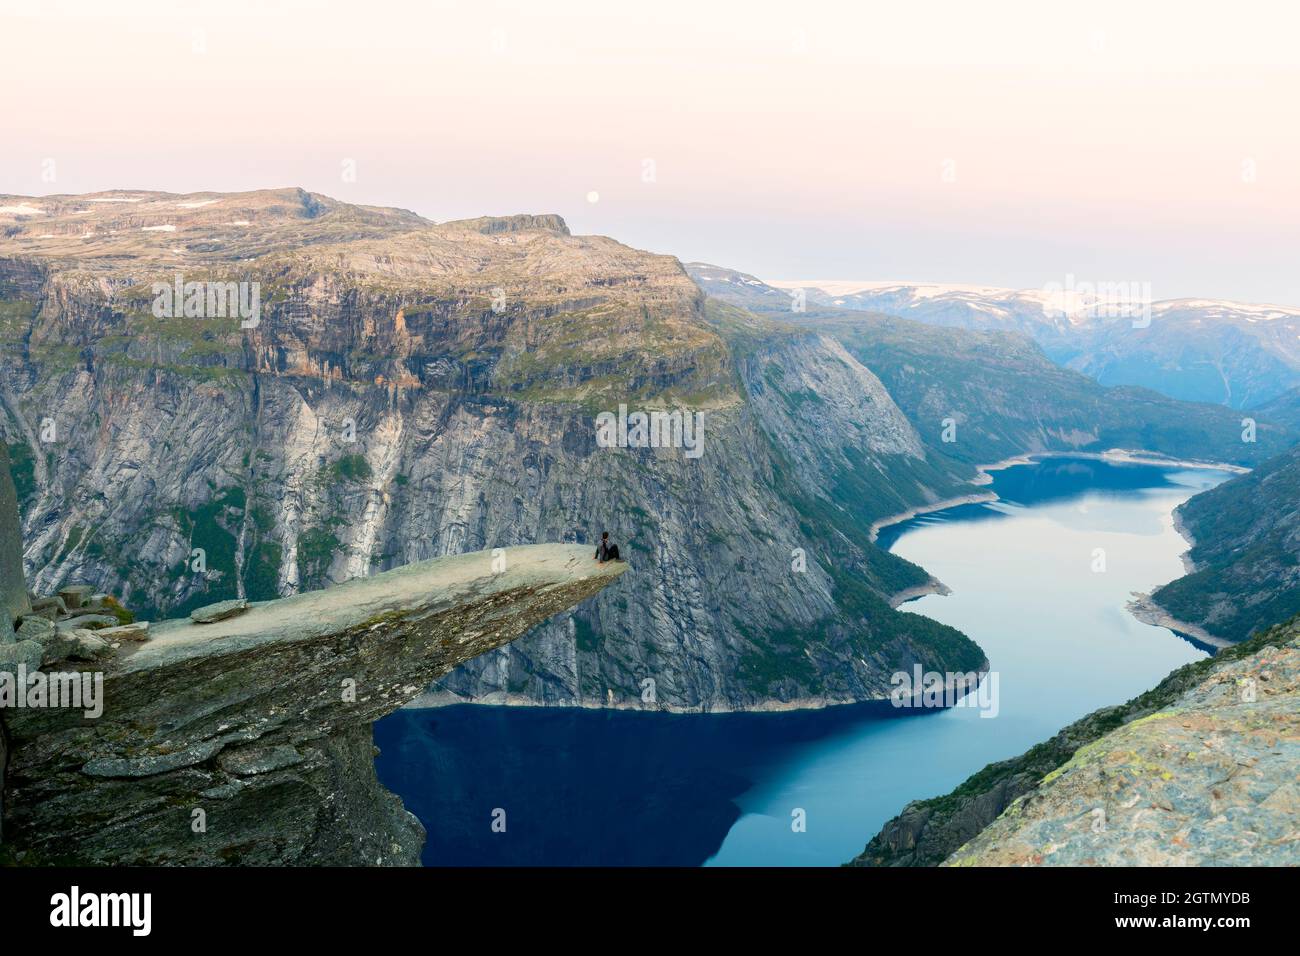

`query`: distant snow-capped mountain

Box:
[685,262,839,311]
[687,265,1300,410]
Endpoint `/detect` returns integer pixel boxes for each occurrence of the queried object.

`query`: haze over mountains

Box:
[691,265,1300,410]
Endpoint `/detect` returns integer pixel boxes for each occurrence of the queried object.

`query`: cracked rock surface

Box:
[1,544,624,865]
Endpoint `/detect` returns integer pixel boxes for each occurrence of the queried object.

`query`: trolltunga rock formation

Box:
[0,532,625,865]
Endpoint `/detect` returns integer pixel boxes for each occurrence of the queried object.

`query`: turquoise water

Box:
[375,457,1228,866]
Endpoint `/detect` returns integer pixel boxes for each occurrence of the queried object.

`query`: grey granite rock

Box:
[56,585,93,610]
[56,614,119,631]
[27,597,65,621]
[98,621,149,642]
[67,631,113,660]
[15,616,56,643]
[38,631,83,667]
[946,631,1300,866]
[1,543,626,865]
[218,745,306,777]
[189,599,249,624]
[0,639,43,674]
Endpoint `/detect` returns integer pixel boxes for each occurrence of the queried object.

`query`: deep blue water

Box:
[375,456,1228,866]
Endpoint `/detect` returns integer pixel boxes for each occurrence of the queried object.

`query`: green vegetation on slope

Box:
[5,441,36,518]
[1152,444,1300,642]
[803,311,1292,468]
[164,486,246,618]
[1256,386,1300,432]
[756,408,988,684]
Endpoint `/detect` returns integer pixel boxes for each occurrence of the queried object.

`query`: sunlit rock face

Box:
[0,188,988,714]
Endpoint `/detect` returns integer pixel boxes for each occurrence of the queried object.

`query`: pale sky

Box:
[3,0,1298,303]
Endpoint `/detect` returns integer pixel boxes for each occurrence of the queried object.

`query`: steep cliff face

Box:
[0,443,28,840]
[0,188,985,713]
[1,543,626,865]
[437,318,982,710]
[850,617,1300,867]
[0,444,28,635]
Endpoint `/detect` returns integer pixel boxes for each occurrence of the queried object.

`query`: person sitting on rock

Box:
[594,532,621,563]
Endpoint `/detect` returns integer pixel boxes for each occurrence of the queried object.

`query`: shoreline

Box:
[406,688,890,715]
[404,662,991,715]
[416,447,1244,715]
[1029,448,1249,474]
[1124,493,1232,651]
[868,492,998,543]
[869,446,1249,545]
[1172,507,1199,574]
[887,578,952,609]
[1126,592,1232,651]
[868,454,1024,543]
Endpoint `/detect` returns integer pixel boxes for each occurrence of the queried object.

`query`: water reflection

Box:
[375,457,1228,866]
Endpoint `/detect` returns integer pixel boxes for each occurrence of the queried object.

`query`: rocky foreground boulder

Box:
[945,627,1298,866]
[0,544,625,865]
[851,616,1300,866]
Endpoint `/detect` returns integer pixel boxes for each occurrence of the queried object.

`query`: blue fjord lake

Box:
[374,456,1229,866]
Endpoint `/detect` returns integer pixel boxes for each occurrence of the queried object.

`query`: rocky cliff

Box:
[946,622,1298,866]
[0,188,985,713]
[0,444,28,638]
[0,531,626,864]
[850,616,1300,866]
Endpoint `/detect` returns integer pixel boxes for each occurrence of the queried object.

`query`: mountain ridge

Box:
[689,264,1300,409]
[2,192,1290,715]
[0,189,986,714]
